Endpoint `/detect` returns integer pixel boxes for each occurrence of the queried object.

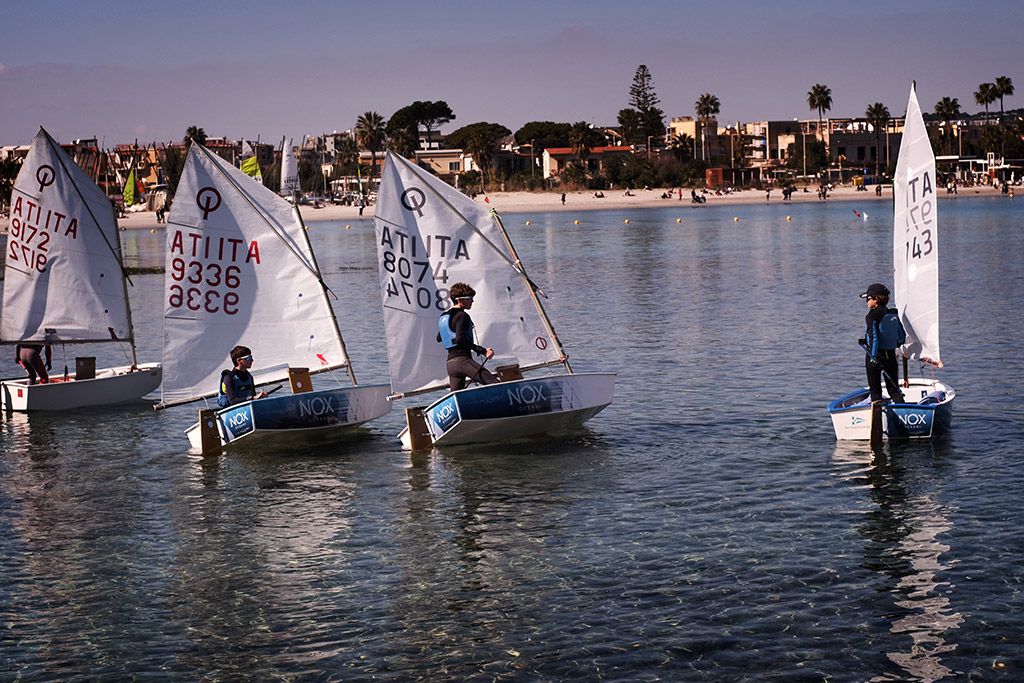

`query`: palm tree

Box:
[184,126,207,147]
[568,121,596,172]
[694,93,720,161]
[807,84,832,153]
[670,132,694,162]
[354,111,386,193]
[865,102,890,179]
[934,97,962,155]
[995,76,1014,122]
[974,83,998,125]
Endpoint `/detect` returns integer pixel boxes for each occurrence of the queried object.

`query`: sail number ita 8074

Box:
[379,226,471,311]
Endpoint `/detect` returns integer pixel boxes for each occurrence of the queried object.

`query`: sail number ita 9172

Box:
[381,251,451,311]
[167,258,242,315]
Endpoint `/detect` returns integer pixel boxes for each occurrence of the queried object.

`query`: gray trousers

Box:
[446,356,498,391]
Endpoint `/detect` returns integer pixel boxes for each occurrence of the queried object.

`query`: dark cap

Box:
[860,283,890,299]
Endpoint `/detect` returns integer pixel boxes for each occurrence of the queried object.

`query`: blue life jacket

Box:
[218,369,255,407]
[876,310,906,350]
[438,312,458,349]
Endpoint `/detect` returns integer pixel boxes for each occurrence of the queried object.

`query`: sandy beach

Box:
[1,184,1006,233]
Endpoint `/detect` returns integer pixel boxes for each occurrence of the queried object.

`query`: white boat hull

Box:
[828,378,955,440]
[1,363,162,411]
[399,372,615,448]
[185,383,392,450]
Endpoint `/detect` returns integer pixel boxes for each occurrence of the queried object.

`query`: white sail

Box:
[893,83,941,366]
[2,128,134,345]
[160,143,347,406]
[280,139,299,195]
[374,152,566,396]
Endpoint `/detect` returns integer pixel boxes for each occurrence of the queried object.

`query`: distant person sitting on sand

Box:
[218,345,268,407]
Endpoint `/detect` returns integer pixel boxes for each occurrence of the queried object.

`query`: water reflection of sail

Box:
[834,443,962,682]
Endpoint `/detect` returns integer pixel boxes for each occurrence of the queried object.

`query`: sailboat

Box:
[828,83,956,440]
[374,151,615,449]
[1,128,162,411]
[280,138,299,197]
[158,142,391,450]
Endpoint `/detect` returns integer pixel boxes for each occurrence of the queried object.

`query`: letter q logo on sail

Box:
[36,165,55,192]
[401,187,426,217]
[196,186,222,220]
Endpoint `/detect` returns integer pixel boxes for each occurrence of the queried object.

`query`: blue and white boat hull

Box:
[186,383,392,450]
[828,378,955,440]
[400,372,615,448]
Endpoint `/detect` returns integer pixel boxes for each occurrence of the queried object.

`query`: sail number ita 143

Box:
[902,169,934,261]
[380,226,471,311]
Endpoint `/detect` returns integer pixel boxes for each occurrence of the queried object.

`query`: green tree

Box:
[695,93,720,161]
[568,121,599,172]
[386,105,419,156]
[974,82,998,125]
[184,125,207,147]
[413,100,455,141]
[514,121,571,152]
[865,102,890,179]
[807,84,832,153]
[355,111,386,191]
[994,76,1014,122]
[627,65,665,149]
[0,156,23,209]
[161,144,186,200]
[446,122,511,190]
[786,138,827,176]
[616,108,642,146]
[670,132,694,162]
[934,96,962,155]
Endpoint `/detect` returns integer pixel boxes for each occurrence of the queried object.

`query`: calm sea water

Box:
[2,194,1022,681]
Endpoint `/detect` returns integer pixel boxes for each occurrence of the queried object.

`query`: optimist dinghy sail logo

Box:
[36,165,55,192]
[400,187,426,217]
[196,187,222,219]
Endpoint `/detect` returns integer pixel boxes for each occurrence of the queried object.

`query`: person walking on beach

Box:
[15,343,51,385]
[437,283,499,391]
[859,283,906,405]
[561,193,566,206]
[218,345,268,407]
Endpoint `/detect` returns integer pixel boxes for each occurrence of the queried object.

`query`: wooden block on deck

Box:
[288,367,313,394]
[75,357,96,380]
[496,364,523,382]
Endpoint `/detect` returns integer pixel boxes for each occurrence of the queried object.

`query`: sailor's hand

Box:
[484,348,494,360]
[45,361,52,371]
[257,390,268,399]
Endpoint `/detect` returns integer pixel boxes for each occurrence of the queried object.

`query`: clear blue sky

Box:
[1,0,1020,146]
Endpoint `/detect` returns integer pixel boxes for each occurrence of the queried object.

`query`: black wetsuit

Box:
[864,306,906,404]
[438,308,498,391]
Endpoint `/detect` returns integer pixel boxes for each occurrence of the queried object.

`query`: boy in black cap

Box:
[859,283,906,405]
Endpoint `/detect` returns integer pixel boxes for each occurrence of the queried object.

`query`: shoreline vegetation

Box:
[0,183,1009,234]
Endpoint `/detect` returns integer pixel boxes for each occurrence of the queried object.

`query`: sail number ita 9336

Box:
[167,258,242,315]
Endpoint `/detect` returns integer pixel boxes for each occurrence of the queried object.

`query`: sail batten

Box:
[893,84,941,365]
[160,143,351,406]
[374,151,566,396]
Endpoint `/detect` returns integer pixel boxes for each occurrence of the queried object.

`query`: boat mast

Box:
[292,200,359,386]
